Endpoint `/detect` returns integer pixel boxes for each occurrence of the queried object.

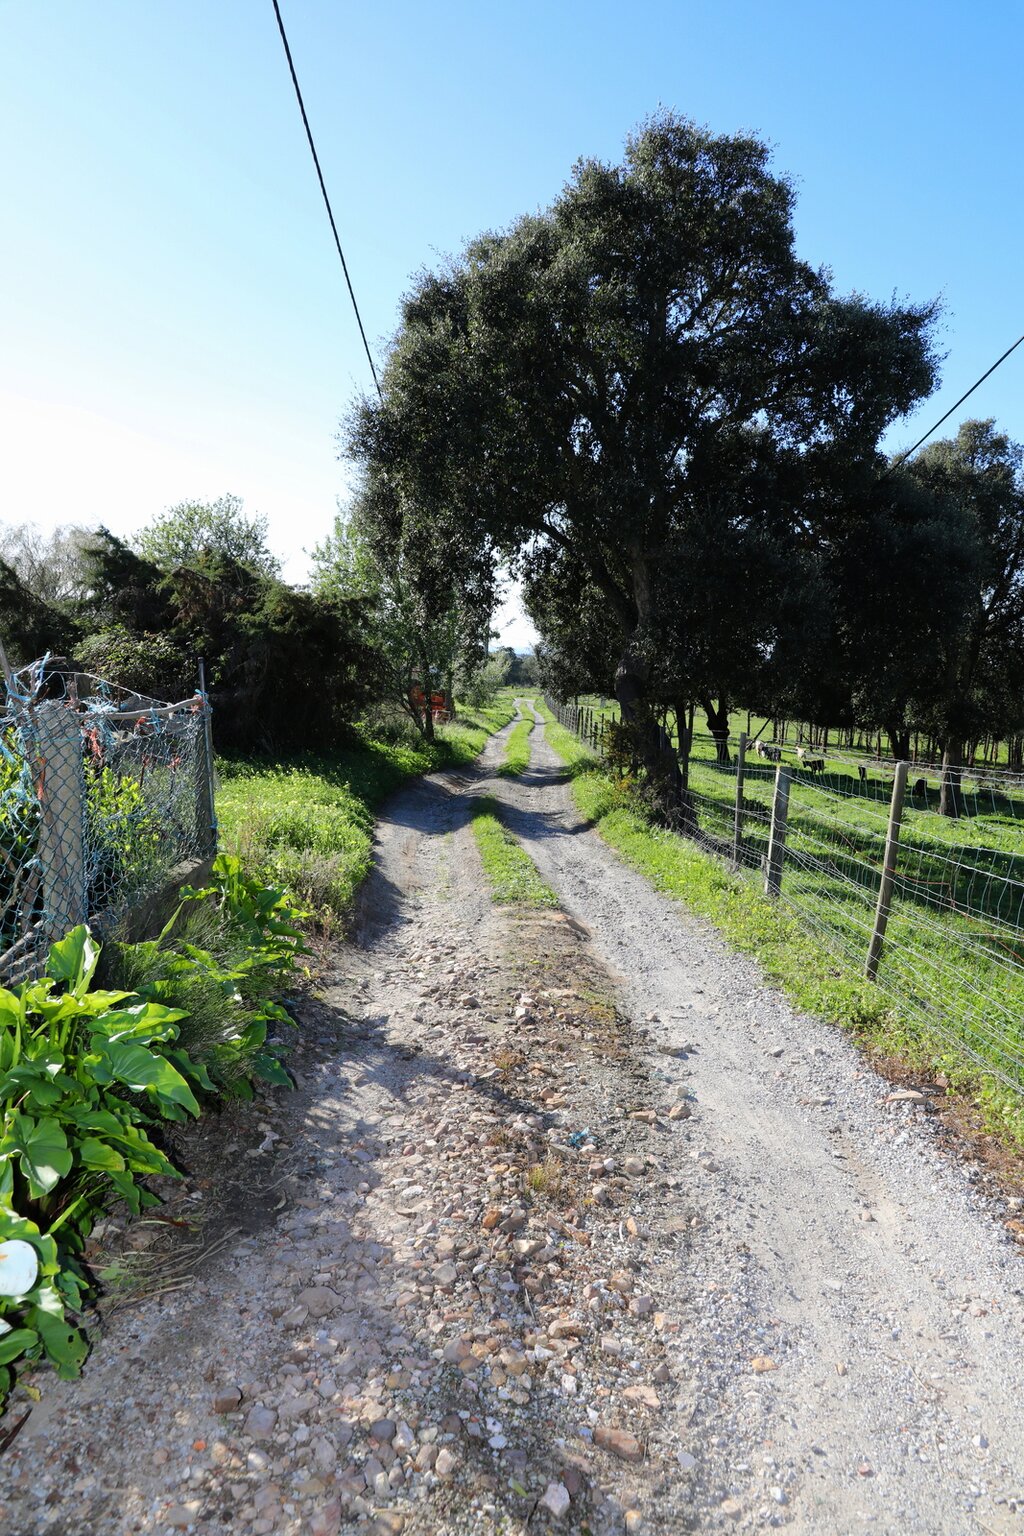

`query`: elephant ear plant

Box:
[0,926,208,1398]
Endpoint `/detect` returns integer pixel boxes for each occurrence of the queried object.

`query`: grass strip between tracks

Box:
[497,715,535,778]
[471,796,558,907]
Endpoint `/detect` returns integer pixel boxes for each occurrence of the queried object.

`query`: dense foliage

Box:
[343,112,1024,815]
[0,858,305,1402]
[347,113,939,787]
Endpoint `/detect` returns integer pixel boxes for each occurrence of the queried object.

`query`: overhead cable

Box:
[270,0,382,398]
[885,327,1024,477]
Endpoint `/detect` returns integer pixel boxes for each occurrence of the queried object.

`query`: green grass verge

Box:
[541,729,1024,1146]
[217,703,516,931]
[470,796,558,907]
[535,701,597,774]
[497,715,534,778]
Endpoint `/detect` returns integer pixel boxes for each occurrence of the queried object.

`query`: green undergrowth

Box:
[0,858,305,1410]
[471,797,558,907]
[497,715,534,778]
[545,733,1024,1148]
[217,704,516,932]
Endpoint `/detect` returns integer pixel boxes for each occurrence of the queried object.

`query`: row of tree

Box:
[341,112,1024,815]
[0,496,512,753]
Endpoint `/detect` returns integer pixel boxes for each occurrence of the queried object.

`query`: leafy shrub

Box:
[0,858,305,1405]
[0,927,201,1395]
[75,625,191,702]
[104,854,307,1093]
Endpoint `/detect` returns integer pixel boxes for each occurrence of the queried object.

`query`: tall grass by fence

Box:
[546,695,1024,1098]
[0,656,216,985]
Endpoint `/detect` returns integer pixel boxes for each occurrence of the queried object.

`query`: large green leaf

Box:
[3,1055,77,1109]
[164,1048,215,1093]
[7,1115,72,1199]
[46,926,99,994]
[93,1039,200,1116]
[0,1327,39,1366]
[252,1052,292,1088]
[103,1124,173,1176]
[91,1004,186,1044]
[0,989,26,1032]
[31,1307,88,1378]
[78,1138,126,1173]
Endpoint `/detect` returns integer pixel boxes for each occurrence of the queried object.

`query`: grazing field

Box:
[216,703,516,931]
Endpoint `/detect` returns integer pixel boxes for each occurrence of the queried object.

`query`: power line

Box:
[270,0,382,399]
[885,327,1024,477]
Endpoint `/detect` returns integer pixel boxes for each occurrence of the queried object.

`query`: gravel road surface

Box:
[492,704,1024,1533]
[2,702,1023,1536]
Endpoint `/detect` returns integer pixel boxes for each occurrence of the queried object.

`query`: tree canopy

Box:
[135,494,281,579]
[347,112,940,781]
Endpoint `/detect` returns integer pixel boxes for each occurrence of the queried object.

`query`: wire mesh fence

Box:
[549,698,1024,1097]
[0,656,216,986]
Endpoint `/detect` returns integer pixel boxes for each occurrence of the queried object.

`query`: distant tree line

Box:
[344,112,1024,816]
[0,494,514,753]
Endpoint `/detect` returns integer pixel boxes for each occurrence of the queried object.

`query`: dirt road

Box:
[3,704,1024,1536]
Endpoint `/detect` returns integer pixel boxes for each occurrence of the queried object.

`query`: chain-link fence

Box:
[0,656,217,985]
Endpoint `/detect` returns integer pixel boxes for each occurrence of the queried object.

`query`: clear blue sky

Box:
[2,0,1022,646]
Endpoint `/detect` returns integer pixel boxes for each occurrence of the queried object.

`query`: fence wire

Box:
[0,657,215,985]
[548,698,1024,1097]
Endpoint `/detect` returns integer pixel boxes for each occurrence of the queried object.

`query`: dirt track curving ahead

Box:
[3,701,1024,1536]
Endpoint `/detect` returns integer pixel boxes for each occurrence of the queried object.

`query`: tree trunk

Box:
[419,652,435,743]
[939,740,963,817]
[701,696,731,765]
[614,634,679,800]
[886,723,911,761]
[674,700,691,790]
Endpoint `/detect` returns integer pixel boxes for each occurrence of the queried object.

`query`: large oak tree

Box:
[348,114,939,784]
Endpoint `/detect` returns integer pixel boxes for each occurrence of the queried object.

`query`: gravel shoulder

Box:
[2,705,1024,1536]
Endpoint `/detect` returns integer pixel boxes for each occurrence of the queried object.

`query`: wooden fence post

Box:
[865,759,909,982]
[764,765,791,898]
[733,731,747,865]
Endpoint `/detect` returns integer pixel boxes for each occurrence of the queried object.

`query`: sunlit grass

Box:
[497,716,534,778]
[544,728,1024,1146]
[217,702,516,930]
